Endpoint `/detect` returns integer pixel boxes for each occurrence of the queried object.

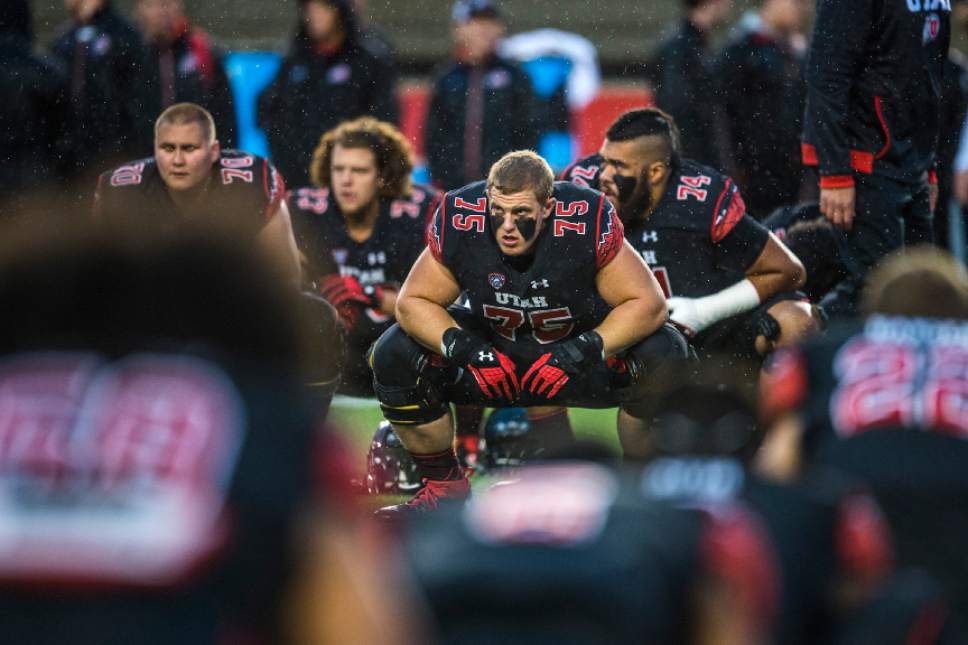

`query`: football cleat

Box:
[373,471,472,519]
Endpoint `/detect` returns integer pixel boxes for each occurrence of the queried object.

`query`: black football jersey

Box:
[640,456,892,644]
[94,149,285,238]
[0,350,321,645]
[404,462,774,644]
[288,183,438,288]
[764,315,968,628]
[764,315,968,457]
[426,180,623,357]
[563,157,769,299]
[559,152,603,190]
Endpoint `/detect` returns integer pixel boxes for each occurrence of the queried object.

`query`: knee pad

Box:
[621,324,693,420]
[369,324,448,425]
[627,323,693,369]
[299,291,344,386]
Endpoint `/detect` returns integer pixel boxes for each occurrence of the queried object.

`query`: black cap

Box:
[451,0,501,23]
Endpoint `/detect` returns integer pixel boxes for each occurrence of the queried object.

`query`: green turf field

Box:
[329,397,623,481]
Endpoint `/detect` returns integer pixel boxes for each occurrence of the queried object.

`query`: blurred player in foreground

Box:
[0,222,422,645]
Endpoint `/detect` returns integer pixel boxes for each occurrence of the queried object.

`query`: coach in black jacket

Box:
[258,0,398,187]
[133,0,237,150]
[48,0,143,182]
[802,0,951,317]
[0,0,66,215]
[425,0,536,190]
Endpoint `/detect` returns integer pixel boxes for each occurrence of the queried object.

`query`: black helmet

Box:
[365,421,422,495]
[482,408,539,469]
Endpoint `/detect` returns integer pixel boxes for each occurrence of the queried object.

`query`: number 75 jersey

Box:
[425,180,624,354]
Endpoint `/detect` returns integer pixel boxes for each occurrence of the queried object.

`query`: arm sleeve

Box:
[511,67,539,151]
[209,53,238,148]
[368,56,399,125]
[804,0,873,180]
[424,78,447,186]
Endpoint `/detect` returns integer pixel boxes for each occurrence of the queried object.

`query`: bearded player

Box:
[369,150,688,516]
[288,117,439,395]
[562,108,817,362]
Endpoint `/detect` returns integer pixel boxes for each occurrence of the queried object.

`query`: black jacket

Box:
[425,55,537,190]
[646,20,729,171]
[0,0,66,206]
[134,21,237,150]
[258,8,398,187]
[48,3,144,178]
[802,0,951,188]
[717,23,806,218]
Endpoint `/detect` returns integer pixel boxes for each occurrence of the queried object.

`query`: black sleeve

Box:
[804,0,873,178]
[256,59,289,156]
[424,74,450,187]
[712,214,769,274]
[367,55,399,125]
[511,66,538,151]
[209,52,238,148]
[115,27,147,158]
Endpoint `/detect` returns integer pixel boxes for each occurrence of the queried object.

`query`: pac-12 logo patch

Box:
[488,273,506,289]
[924,13,941,43]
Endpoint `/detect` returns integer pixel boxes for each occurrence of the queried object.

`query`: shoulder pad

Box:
[103,157,155,188]
[426,182,488,263]
[560,154,603,190]
[290,186,334,216]
[389,183,440,221]
[670,161,746,242]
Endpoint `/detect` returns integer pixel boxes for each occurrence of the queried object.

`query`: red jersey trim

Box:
[759,348,808,421]
[928,169,938,185]
[594,196,623,270]
[837,494,893,583]
[710,181,747,243]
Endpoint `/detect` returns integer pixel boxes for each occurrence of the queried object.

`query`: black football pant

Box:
[820,174,932,319]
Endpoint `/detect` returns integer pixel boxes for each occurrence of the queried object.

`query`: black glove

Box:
[442,328,519,402]
[522,331,603,399]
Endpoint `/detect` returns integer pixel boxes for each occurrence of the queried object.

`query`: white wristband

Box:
[698,279,762,322]
[668,279,761,334]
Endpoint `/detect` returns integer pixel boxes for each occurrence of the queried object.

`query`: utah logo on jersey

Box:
[489,272,507,289]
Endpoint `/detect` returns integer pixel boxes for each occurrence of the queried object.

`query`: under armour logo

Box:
[478,351,494,362]
[531,279,550,289]
[642,230,659,243]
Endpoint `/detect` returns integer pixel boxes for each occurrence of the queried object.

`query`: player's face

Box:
[155,122,219,193]
[599,139,655,222]
[304,1,342,42]
[137,0,182,42]
[488,188,552,256]
[331,144,381,217]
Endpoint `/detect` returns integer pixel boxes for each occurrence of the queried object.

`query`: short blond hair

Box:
[487,150,554,201]
[863,246,968,320]
[155,102,217,145]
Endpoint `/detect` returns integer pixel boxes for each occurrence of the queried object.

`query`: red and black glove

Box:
[522,331,604,399]
[318,274,381,330]
[442,327,519,403]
